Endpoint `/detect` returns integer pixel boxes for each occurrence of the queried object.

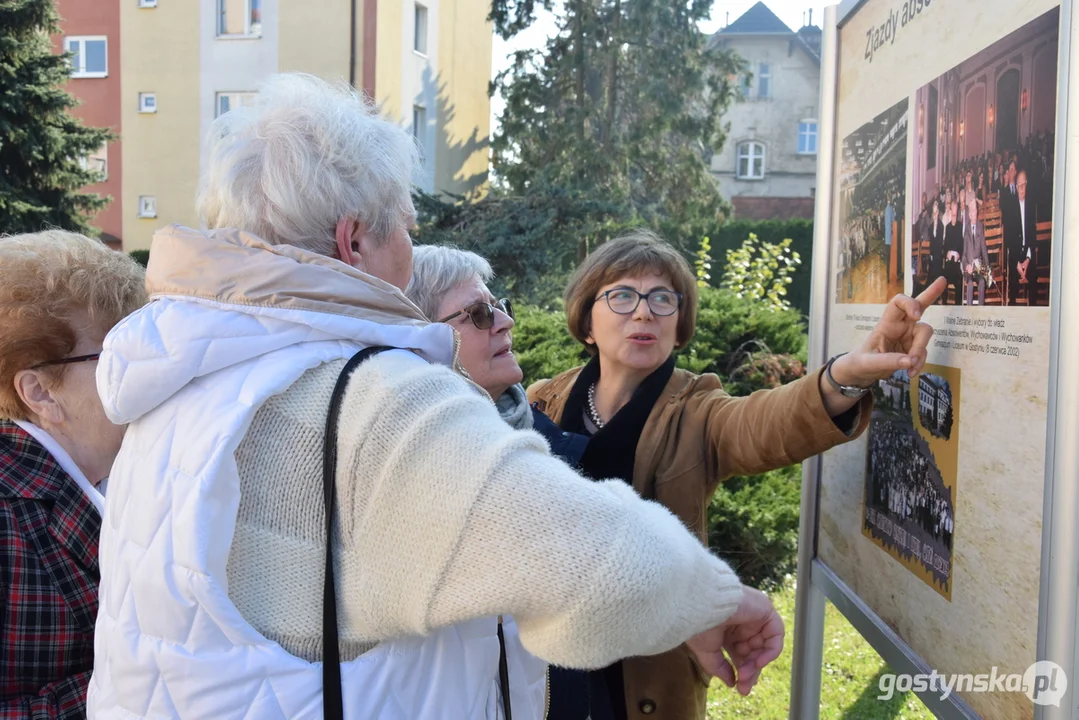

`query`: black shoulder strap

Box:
[322,345,392,720]
[321,345,514,720]
[497,620,513,720]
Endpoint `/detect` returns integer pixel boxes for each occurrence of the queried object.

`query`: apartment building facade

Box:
[54,0,123,245]
[56,0,493,250]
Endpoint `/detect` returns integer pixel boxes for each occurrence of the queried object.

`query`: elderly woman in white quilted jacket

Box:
[87,73,783,720]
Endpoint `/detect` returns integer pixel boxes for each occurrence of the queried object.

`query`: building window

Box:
[138,196,157,218]
[798,120,818,154]
[413,104,429,167]
[64,36,107,78]
[79,143,108,181]
[138,0,158,7]
[414,3,428,54]
[216,91,256,116]
[736,141,766,179]
[218,0,261,37]
[740,74,751,98]
[138,92,157,113]
[413,104,427,140]
[758,63,771,98]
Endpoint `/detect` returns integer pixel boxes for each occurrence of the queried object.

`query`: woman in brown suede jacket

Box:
[528,230,944,720]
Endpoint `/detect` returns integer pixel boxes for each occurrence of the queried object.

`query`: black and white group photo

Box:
[865,369,957,594]
[911,7,1059,307]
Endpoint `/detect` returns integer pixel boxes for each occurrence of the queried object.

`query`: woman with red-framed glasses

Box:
[0,230,147,717]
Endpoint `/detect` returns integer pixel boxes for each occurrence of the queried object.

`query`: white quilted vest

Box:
[88,297,547,719]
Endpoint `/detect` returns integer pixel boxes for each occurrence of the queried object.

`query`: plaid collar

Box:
[0,420,72,500]
[0,420,101,572]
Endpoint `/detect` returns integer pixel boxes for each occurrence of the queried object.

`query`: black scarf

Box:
[559,354,676,487]
[557,354,676,720]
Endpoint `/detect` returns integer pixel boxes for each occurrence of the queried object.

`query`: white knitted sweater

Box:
[226,351,744,669]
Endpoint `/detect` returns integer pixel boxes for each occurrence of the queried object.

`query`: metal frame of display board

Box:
[789,1,1079,718]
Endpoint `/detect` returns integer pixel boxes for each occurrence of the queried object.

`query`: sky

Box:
[489,0,830,133]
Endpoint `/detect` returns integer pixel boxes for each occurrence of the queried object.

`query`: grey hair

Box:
[196,73,420,255]
[406,244,494,320]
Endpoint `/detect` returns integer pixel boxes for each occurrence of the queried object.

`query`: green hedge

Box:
[512,304,587,387]
[708,463,802,589]
[704,219,814,319]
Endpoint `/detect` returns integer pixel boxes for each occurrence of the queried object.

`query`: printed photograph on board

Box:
[864,365,960,600]
[911,7,1059,307]
[835,98,908,305]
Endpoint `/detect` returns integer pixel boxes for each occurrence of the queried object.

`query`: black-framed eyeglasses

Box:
[29,353,101,370]
[438,298,514,330]
[595,288,682,317]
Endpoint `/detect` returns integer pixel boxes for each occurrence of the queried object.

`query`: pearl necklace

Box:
[587,382,606,429]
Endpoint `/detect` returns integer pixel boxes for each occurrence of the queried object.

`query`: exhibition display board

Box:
[791,1,1079,718]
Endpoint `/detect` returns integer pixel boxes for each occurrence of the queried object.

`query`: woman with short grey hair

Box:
[407,246,493,324]
[408,244,598,718]
[407,245,528,422]
[196,74,419,257]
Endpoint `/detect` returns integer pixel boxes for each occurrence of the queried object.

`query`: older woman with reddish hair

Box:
[530,229,944,720]
[0,231,146,718]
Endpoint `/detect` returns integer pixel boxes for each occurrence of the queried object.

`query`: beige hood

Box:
[97,225,492,418]
[145,225,429,326]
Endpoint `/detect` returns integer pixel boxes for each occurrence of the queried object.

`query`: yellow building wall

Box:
[435,0,492,197]
[120,0,202,251]
[374,0,405,121]
[278,0,352,83]
[118,0,489,252]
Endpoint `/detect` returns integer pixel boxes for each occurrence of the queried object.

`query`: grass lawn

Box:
[707,579,934,719]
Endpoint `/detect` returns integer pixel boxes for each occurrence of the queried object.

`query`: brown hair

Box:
[564,229,699,354]
[0,231,148,420]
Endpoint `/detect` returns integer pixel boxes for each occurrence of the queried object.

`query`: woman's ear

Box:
[13,370,64,425]
[334,218,363,267]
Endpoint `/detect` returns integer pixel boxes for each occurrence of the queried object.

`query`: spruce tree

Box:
[0,0,112,235]
[490,0,744,255]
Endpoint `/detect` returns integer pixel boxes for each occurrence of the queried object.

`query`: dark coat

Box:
[528,407,601,720]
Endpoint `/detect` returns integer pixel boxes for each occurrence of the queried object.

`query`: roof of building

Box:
[718,1,793,34]
[710,2,822,62]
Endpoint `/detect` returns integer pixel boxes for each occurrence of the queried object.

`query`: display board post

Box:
[789,5,839,717]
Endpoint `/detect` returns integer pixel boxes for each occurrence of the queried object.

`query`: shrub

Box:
[676,285,807,377]
[515,285,808,383]
[516,284,808,381]
[705,219,814,317]
[513,304,588,387]
[129,249,150,267]
[721,234,802,314]
[708,463,802,591]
